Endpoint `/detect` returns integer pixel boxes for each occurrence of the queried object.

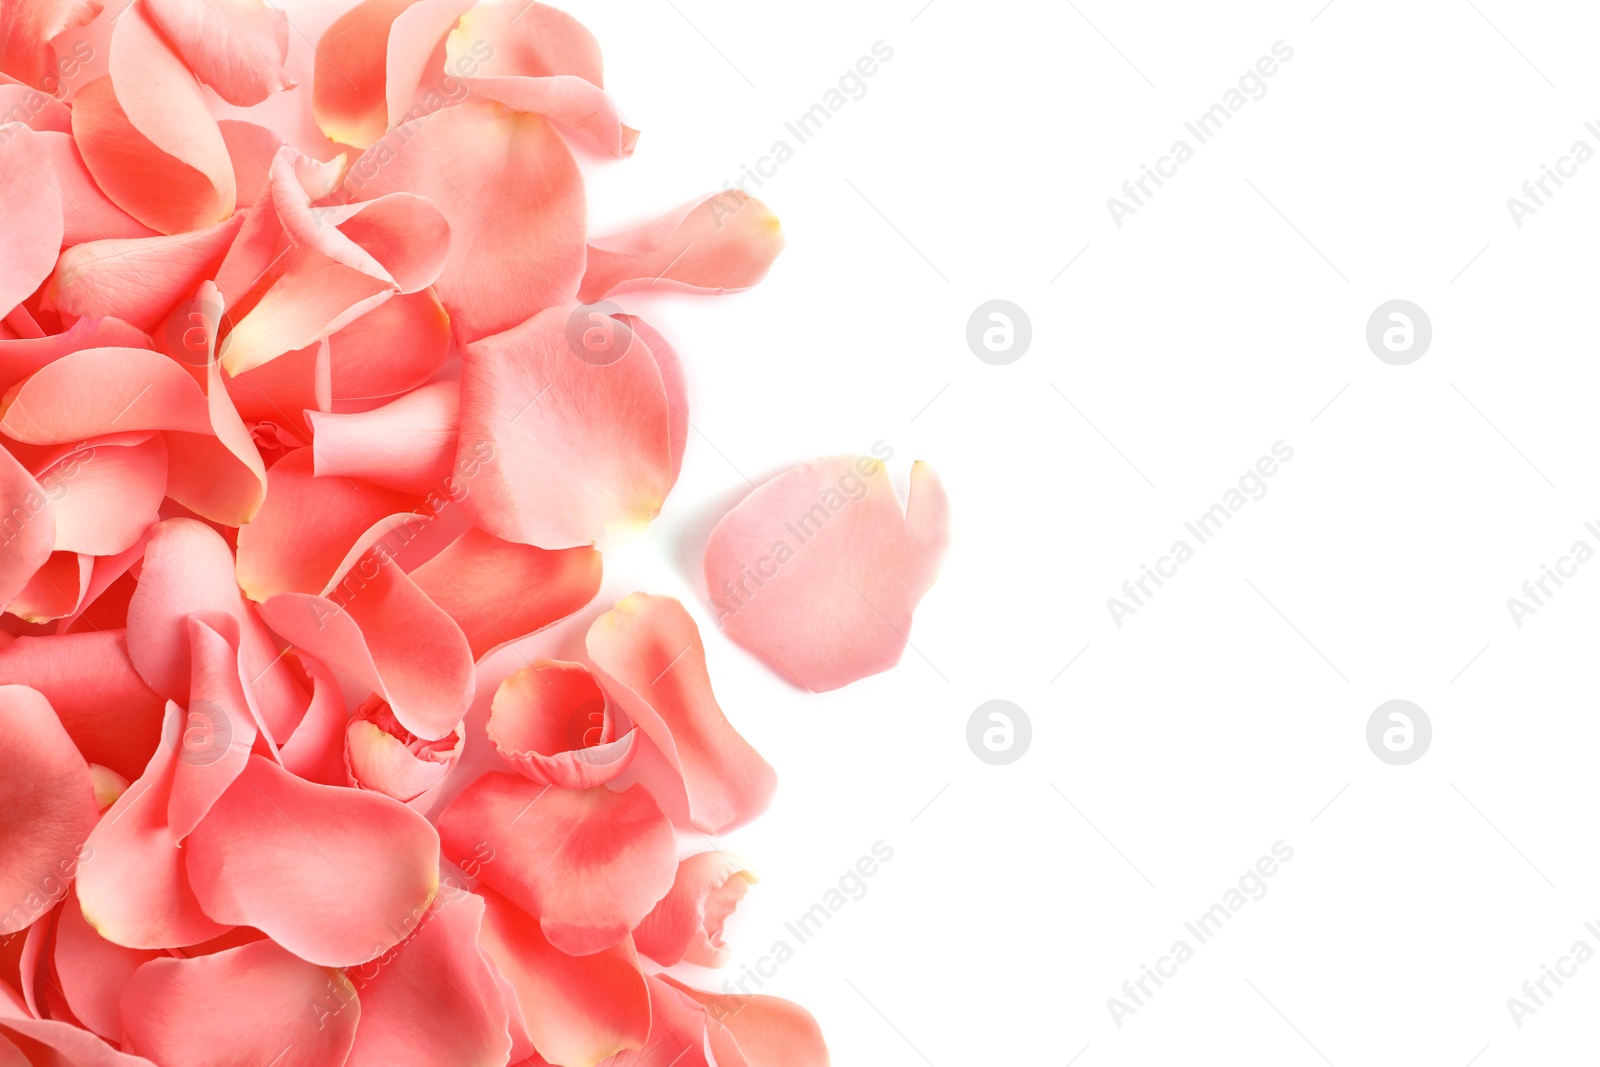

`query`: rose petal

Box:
[633,852,755,968]
[343,697,461,810]
[0,446,53,611]
[457,306,672,549]
[4,125,156,245]
[409,526,601,660]
[0,346,210,443]
[616,314,687,491]
[704,457,949,691]
[0,685,97,938]
[235,446,415,600]
[35,435,165,556]
[0,125,62,315]
[0,629,163,781]
[185,755,440,967]
[0,1003,157,1067]
[586,594,776,834]
[70,6,235,234]
[124,519,299,719]
[579,192,782,304]
[345,894,511,1067]
[218,119,347,208]
[659,977,830,1067]
[307,380,458,496]
[342,99,584,342]
[218,149,450,376]
[0,315,149,396]
[446,2,635,156]
[325,287,452,405]
[313,0,476,148]
[165,613,259,841]
[475,887,649,1067]
[437,773,676,956]
[120,939,360,1067]
[485,660,635,789]
[607,975,718,1067]
[53,887,160,1043]
[7,550,89,623]
[75,702,232,949]
[0,3,90,93]
[45,215,243,331]
[258,517,473,741]
[142,0,292,106]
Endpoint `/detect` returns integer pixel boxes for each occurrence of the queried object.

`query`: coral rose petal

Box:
[313,0,475,148]
[704,457,949,691]
[343,698,461,810]
[344,894,511,1067]
[274,650,349,786]
[0,447,52,611]
[235,447,416,600]
[120,940,359,1067]
[659,977,831,1067]
[71,7,235,234]
[437,773,676,956]
[0,630,164,781]
[0,1008,157,1067]
[0,685,97,938]
[53,888,160,1042]
[464,75,637,157]
[0,130,62,316]
[324,288,451,405]
[0,316,150,396]
[344,100,584,342]
[38,435,166,556]
[142,0,293,107]
[633,852,756,968]
[410,527,601,660]
[124,519,298,713]
[165,613,259,841]
[258,522,473,741]
[8,550,91,624]
[307,381,459,496]
[27,128,159,245]
[586,594,777,834]
[457,306,672,549]
[617,314,687,491]
[0,347,211,444]
[485,661,635,789]
[76,702,232,949]
[475,887,649,1067]
[184,755,440,967]
[45,216,243,331]
[579,192,782,303]
[607,975,718,1067]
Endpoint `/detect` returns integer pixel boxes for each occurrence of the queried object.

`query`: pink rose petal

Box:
[704,456,949,691]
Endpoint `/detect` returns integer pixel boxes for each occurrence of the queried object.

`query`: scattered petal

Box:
[586,593,776,834]
[703,457,949,691]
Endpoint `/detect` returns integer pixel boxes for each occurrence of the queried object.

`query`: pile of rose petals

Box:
[0,0,961,1061]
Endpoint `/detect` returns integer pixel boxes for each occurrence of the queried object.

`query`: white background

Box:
[310,1,1600,1062]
